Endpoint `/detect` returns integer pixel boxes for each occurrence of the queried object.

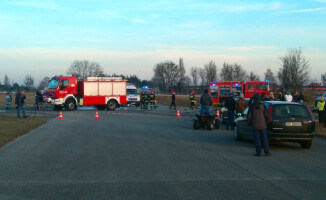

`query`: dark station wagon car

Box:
[233,101,315,149]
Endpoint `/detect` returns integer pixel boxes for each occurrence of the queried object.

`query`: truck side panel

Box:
[113,82,126,95]
[84,82,98,96]
[84,96,106,105]
[99,82,112,95]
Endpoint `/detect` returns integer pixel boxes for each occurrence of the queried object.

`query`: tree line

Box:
[0,48,311,93]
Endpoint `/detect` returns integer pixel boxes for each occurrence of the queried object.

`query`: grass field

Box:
[0,93,36,109]
[0,114,50,147]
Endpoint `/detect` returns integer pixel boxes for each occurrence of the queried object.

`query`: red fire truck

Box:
[209,81,269,105]
[45,76,127,111]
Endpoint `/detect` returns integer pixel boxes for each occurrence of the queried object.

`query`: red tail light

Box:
[268,105,273,121]
[201,116,205,121]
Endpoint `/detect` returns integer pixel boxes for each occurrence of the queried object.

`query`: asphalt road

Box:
[1,105,326,200]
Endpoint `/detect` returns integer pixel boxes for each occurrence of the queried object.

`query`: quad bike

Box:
[193,110,220,130]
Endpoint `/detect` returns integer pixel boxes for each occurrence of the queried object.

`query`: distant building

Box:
[322,73,326,87]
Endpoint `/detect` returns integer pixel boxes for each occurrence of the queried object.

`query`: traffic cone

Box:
[58,111,63,120]
[95,110,99,120]
[177,110,181,118]
[216,110,220,118]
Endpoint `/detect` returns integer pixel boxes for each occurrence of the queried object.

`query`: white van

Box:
[126,84,140,106]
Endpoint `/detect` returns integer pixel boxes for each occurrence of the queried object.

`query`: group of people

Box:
[140,90,156,110]
[277,91,304,102]
[316,96,326,127]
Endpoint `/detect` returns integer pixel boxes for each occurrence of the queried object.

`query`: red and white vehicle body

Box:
[45,76,127,111]
[209,81,269,105]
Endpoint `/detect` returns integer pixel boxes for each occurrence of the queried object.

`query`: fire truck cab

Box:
[45,76,127,111]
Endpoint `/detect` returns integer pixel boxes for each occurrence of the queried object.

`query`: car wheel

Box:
[193,120,200,129]
[233,125,241,140]
[107,100,118,110]
[65,100,76,111]
[300,141,312,149]
[215,119,220,129]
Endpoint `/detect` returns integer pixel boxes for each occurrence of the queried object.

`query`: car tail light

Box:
[201,116,205,121]
[268,105,273,121]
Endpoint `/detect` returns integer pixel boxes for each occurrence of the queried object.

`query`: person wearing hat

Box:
[144,91,150,110]
[140,91,145,109]
[316,96,325,123]
[149,90,156,110]
[189,91,195,110]
[248,93,271,156]
[169,91,176,110]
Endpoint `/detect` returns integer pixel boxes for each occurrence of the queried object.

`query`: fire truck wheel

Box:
[65,99,76,111]
[107,100,118,110]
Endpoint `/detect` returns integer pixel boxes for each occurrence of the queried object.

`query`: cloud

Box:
[289,7,325,13]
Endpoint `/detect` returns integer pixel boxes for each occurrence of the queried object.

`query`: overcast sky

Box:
[0,0,326,85]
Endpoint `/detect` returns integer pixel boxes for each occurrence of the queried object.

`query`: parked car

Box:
[233,101,315,149]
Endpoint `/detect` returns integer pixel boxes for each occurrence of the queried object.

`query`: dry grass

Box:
[0,114,50,147]
[0,93,36,109]
[156,95,201,109]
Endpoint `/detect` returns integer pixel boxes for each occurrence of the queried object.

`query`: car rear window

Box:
[273,105,311,119]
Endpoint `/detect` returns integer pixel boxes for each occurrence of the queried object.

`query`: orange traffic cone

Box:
[95,110,99,120]
[58,111,63,120]
[216,110,220,118]
[177,110,181,118]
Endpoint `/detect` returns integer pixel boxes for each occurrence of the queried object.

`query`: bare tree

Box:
[152,61,187,93]
[67,60,105,79]
[38,76,51,90]
[3,74,11,91]
[278,48,310,91]
[264,67,277,89]
[221,63,247,81]
[199,68,207,86]
[204,60,218,84]
[190,67,199,86]
[248,71,260,81]
[23,74,35,90]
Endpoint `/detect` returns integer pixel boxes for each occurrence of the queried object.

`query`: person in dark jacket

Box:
[200,89,212,116]
[35,90,42,110]
[224,94,236,130]
[140,91,145,109]
[189,91,195,110]
[169,91,176,110]
[298,92,304,103]
[236,93,247,114]
[247,93,271,156]
[149,90,156,110]
[15,90,27,118]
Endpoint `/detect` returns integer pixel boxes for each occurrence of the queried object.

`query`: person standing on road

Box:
[35,90,42,110]
[5,93,12,110]
[224,94,236,130]
[200,89,212,116]
[169,91,176,110]
[316,96,325,124]
[189,91,195,110]
[144,91,149,110]
[149,90,156,110]
[140,91,145,109]
[15,90,27,118]
[236,93,247,114]
[248,93,271,157]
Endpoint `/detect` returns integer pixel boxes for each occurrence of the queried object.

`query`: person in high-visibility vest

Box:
[316,96,325,123]
[189,91,195,110]
[149,90,156,110]
[140,91,145,109]
[144,91,150,110]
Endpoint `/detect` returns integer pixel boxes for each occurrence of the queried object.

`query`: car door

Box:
[237,107,252,139]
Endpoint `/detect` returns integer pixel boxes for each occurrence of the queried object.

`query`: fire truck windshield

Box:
[48,79,59,89]
[220,86,230,96]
